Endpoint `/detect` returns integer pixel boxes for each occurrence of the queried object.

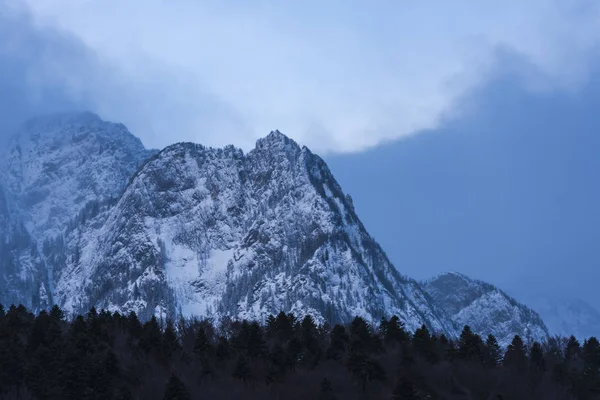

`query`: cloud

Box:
[0,1,93,140]
[6,0,600,152]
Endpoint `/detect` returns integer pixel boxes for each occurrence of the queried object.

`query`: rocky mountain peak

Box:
[422,272,549,346]
[0,113,557,346]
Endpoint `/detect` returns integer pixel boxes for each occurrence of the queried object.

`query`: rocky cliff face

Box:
[1,112,153,242]
[50,132,455,333]
[0,112,154,311]
[422,272,549,346]
[0,182,48,310]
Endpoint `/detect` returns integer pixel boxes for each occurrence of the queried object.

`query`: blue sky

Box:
[1,1,600,307]
[327,52,600,308]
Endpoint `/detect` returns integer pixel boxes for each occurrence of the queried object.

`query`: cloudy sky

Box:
[2,0,600,308]
[3,0,600,152]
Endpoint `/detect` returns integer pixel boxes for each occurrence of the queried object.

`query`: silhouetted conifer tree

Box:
[504,335,528,371]
[484,334,503,367]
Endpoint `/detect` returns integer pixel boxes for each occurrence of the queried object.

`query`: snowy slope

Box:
[1,112,154,242]
[422,272,549,346]
[51,132,456,333]
[0,182,48,309]
[525,296,600,340]
[0,112,154,310]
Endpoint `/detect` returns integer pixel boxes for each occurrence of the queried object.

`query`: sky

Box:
[1,1,600,307]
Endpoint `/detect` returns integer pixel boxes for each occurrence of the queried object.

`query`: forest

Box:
[0,304,598,399]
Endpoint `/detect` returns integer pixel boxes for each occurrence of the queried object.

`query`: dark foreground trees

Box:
[0,305,597,399]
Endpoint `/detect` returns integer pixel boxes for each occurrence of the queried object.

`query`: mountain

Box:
[48,131,457,333]
[1,112,154,242]
[0,112,555,345]
[0,112,154,310]
[521,296,600,340]
[422,272,549,346]
[0,182,48,309]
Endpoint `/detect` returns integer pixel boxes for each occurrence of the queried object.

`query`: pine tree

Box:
[327,325,348,360]
[216,336,230,362]
[163,319,181,357]
[141,316,162,352]
[529,342,546,373]
[349,317,372,354]
[581,337,600,396]
[413,325,438,364]
[503,335,528,371]
[193,326,213,360]
[162,374,192,400]
[380,316,409,345]
[484,334,503,367]
[458,325,483,364]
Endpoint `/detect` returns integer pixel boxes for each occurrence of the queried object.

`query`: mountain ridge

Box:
[0,112,553,345]
[422,272,549,346]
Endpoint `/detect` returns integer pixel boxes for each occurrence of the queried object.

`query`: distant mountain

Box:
[422,272,549,346]
[521,296,600,341]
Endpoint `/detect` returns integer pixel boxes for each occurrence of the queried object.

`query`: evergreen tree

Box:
[163,319,181,357]
[529,342,546,374]
[349,317,373,354]
[327,325,348,360]
[458,325,483,364]
[484,334,503,367]
[581,337,600,396]
[141,316,162,352]
[380,316,409,345]
[503,335,528,371]
[193,326,213,360]
[413,325,438,364]
[216,336,231,362]
[127,311,143,339]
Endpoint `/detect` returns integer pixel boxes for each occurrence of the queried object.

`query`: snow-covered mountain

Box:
[422,272,549,346]
[48,132,456,333]
[1,112,154,242]
[0,112,154,310]
[0,182,48,309]
[0,112,557,344]
[523,296,600,341]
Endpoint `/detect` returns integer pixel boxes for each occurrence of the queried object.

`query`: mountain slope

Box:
[422,272,549,346]
[523,296,600,340]
[1,112,154,242]
[0,182,49,309]
[0,112,155,310]
[51,131,457,333]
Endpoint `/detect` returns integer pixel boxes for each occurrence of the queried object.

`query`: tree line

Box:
[0,304,598,399]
